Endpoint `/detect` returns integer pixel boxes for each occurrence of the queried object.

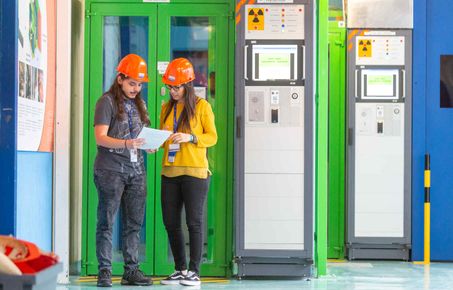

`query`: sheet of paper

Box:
[137,127,172,150]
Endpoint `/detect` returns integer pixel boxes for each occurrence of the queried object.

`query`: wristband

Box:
[189,134,194,143]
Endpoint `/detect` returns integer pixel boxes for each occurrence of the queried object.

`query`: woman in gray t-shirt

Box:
[93,54,154,287]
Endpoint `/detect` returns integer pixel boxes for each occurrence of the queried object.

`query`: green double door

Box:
[83,2,233,276]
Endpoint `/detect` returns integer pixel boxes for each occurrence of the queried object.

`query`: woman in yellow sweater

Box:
[159,58,217,287]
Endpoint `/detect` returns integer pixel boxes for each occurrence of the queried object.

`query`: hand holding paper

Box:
[137,127,172,150]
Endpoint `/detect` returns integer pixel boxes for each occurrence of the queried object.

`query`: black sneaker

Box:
[160,270,186,285]
[180,271,201,286]
[97,268,112,287]
[121,268,152,286]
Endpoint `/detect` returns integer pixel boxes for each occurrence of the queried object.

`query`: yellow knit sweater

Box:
[159,98,217,178]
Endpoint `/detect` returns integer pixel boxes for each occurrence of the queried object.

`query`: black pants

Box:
[161,175,209,274]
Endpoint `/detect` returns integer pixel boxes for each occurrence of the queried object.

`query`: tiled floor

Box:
[57,261,453,289]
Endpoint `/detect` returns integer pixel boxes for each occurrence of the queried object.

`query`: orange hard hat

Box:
[162,58,195,86]
[117,54,149,82]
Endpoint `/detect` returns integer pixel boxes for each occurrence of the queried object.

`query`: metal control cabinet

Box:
[235,1,313,277]
[346,29,412,259]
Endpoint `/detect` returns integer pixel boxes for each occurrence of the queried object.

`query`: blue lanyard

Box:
[173,103,183,133]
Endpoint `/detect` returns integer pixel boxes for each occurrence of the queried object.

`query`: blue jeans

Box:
[94,169,146,272]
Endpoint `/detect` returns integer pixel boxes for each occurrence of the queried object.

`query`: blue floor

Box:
[57,261,453,289]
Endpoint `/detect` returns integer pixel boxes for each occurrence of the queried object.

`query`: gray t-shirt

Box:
[93,93,146,174]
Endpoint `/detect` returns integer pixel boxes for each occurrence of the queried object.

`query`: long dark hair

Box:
[107,73,150,126]
[162,82,198,133]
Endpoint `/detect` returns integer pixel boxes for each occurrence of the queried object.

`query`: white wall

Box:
[54,0,73,283]
[69,0,85,275]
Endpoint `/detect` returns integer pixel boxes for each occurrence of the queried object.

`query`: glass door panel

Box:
[85,3,157,275]
[154,4,229,276]
[103,15,149,266]
[167,16,213,267]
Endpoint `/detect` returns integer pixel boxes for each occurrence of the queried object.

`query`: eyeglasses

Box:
[166,84,183,91]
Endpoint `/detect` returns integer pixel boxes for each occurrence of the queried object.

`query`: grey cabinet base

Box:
[236,257,313,278]
[347,244,410,261]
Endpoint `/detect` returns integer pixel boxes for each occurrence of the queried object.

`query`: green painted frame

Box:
[315,0,329,276]
[327,20,346,260]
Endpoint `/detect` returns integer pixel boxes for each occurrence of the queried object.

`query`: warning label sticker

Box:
[247,8,265,31]
[358,39,372,57]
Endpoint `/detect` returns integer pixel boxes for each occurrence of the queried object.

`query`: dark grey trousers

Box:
[94,169,146,272]
[161,175,209,274]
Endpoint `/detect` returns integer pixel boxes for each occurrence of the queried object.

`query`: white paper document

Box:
[137,127,172,150]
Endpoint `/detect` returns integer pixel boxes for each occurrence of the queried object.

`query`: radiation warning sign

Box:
[247,8,264,31]
[358,39,372,57]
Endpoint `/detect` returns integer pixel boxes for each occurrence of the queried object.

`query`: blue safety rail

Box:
[0,1,18,236]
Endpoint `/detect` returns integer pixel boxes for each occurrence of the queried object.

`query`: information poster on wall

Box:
[17,0,56,152]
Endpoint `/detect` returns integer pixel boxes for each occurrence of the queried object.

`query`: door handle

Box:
[348,128,354,146]
[236,116,242,138]
[335,40,345,47]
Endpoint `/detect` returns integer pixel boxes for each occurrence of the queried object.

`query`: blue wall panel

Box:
[0,0,18,236]
[16,152,53,252]
[424,0,453,261]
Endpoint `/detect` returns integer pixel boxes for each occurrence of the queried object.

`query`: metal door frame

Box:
[82,1,234,276]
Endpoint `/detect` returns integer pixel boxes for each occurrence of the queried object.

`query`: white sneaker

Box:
[179,271,201,286]
[160,270,186,285]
